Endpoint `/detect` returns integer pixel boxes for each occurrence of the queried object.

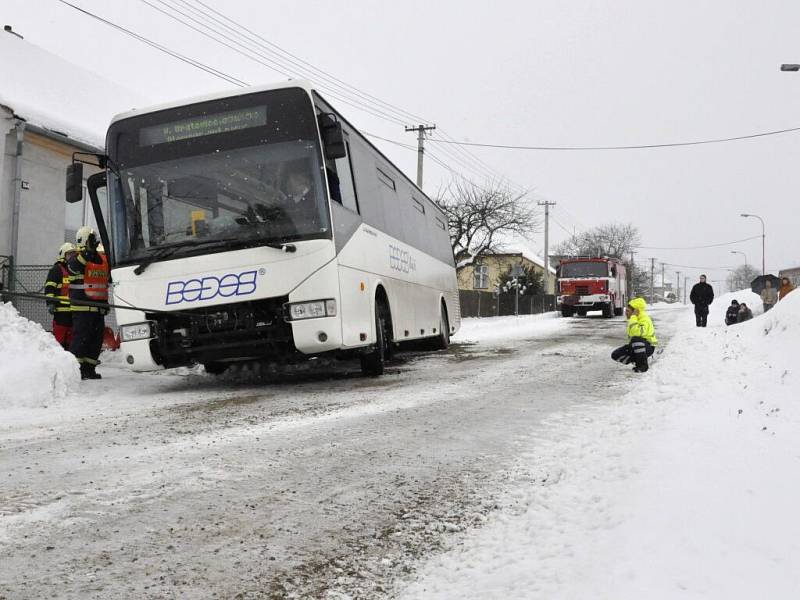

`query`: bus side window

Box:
[326,135,359,214]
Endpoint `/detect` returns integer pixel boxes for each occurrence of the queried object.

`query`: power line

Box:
[59,0,527,188]
[427,127,800,151]
[663,262,737,270]
[637,235,761,250]
[57,0,248,87]
[153,0,529,187]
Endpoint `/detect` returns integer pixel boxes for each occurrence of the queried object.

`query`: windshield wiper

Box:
[133,238,239,275]
[263,242,296,253]
[133,238,297,275]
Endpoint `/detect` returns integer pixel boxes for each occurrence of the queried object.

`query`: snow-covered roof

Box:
[485,244,557,274]
[0,28,148,148]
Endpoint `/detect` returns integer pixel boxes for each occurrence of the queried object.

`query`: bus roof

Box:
[109,79,316,125]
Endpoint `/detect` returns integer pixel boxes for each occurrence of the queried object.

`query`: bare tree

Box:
[726,264,759,292]
[554,223,640,259]
[437,179,538,272]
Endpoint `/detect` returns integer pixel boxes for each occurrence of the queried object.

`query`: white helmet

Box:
[76,225,96,247]
[58,242,76,261]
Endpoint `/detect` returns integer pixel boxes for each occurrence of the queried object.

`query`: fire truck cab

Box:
[556,257,628,318]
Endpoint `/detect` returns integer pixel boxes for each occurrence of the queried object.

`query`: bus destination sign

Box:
[140,106,267,146]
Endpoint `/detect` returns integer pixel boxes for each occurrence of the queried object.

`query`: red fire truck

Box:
[556,257,628,318]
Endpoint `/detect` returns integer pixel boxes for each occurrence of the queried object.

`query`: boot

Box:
[80,364,102,380]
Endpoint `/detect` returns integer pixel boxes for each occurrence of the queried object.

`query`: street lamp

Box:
[730,250,748,267]
[740,213,765,276]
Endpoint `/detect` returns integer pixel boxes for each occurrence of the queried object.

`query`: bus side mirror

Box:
[318,113,346,160]
[66,163,84,203]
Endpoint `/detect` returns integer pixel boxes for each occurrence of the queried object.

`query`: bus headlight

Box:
[285,299,337,321]
[120,321,154,342]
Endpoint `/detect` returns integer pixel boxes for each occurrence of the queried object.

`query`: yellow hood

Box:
[629,297,648,312]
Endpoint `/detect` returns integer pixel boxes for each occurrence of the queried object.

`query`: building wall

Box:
[1,110,17,259]
[458,253,555,294]
[0,123,100,266]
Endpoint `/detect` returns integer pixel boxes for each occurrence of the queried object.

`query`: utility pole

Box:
[684,276,689,304]
[405,124,436,189]
[537,200,557,297]
[649,258,656,303]
[629,251,636,297]
[661,263,666,297]
[675,270,681,300]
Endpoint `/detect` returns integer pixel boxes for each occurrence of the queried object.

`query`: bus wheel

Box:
[203,362,229,375]
[431,304,450,350]
[361,308,389,376]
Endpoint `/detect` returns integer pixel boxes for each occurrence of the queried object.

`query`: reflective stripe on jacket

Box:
[67,248,110,312]
[83,253,109,301]
[44,262,71,312]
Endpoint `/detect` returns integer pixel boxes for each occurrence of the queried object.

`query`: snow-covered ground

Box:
[2,294,797,598]
[399,292,800,599]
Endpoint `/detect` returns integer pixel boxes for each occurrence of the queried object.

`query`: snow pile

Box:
[453,312,564,344]
[709,287,763,323]
[400,295,800,599]
[0,303,80,407]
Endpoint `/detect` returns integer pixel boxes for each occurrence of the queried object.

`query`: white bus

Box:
[66,80,460,376]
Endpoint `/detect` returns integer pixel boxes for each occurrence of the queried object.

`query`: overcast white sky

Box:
[5,0,799,288]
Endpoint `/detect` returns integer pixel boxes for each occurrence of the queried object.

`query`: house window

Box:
[474,264,489,289]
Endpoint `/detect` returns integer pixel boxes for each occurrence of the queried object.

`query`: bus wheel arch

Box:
[360,284,393,376]
[431,298,451,350]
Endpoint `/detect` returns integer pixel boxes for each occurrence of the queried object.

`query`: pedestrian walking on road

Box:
[760,280,778,312]
[725,299,740,326]
[44,242,76,349]
[689,274,714,327]
[67,226,110,380]
[611,297,658,373]
[779,277,795,301]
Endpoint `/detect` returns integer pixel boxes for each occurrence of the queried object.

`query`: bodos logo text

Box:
[165,270,258,305]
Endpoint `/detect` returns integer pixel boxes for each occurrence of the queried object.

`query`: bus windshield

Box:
[107,87,331,266]
[560,261,609,278]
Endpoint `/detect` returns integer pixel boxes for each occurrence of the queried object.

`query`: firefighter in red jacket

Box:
[67,226,110,380]
[44,242,76,349]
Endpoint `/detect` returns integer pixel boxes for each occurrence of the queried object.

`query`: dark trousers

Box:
[612,337,655,371]
[69,312,105,372]
[694,305,709,327]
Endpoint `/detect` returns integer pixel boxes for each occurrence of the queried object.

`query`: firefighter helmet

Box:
[58,242,76,261]
[76,225,96,247]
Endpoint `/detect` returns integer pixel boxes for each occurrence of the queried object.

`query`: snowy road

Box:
[1,313,648,599]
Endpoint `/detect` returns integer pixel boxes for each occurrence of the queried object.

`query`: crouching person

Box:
[611,297,658,373]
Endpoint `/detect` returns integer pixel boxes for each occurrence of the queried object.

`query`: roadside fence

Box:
[459,290,556,318]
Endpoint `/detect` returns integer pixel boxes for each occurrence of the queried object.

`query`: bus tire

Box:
[361,305,389,376]
[431,303,450,350]
[203,362,229,375]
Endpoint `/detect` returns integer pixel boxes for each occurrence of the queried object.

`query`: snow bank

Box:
[453,312,565,344]
[0,303,79,407]
[709,288,763,324]
[401,294,800,599]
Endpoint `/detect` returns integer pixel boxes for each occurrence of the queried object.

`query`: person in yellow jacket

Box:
[611,297,658,373]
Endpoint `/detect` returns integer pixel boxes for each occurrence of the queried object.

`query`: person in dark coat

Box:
[689,274,714,327]
[725,299,740,326]
[738,302,753,322]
